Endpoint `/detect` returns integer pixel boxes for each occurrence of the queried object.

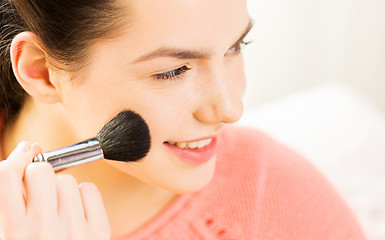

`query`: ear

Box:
[10,32,61,103]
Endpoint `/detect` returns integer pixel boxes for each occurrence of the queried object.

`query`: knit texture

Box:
[114,126,366,240]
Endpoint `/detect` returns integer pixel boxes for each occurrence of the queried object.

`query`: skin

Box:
[0,0,250,238]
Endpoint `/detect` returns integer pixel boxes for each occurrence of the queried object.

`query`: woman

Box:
[0,0,367,239]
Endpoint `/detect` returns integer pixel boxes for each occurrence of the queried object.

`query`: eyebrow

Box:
[131,19,254,64]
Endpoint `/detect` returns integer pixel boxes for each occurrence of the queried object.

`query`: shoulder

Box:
[217,125,308,176]
[215,125,318,205]
[215,126,367,239]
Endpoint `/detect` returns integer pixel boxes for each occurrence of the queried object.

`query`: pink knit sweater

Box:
[115,126,366,239]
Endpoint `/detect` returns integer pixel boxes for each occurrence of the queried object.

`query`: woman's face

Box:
[58,0,251,193]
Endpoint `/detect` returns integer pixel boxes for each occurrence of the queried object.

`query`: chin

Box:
[163,157,217,194]
[105,153,217,194]
[166,175,215,194]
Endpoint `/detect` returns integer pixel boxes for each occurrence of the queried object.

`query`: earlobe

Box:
[10,32,61,104]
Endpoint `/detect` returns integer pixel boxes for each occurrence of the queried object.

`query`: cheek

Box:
[61,81,190,147]
[135,89,193,145]
[59,80,144,140]
[228,56,247,96]
[58,85,111,139]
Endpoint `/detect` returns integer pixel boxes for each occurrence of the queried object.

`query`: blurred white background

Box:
[243,0,385,112]
[242,1,385,239]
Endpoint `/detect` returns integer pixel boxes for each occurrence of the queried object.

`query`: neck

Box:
[1,99,177,238]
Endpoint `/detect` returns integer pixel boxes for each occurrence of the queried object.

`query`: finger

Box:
[30,143,42,157]
[0,141,34,224]
[79,182,110,238]
[24,161,58,222]
[1,141,33,174]
[22,143,43,209]
[56,174,87,236]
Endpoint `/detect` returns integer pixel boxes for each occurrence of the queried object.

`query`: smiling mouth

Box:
[163,137,218,165]
[165,139,213,149]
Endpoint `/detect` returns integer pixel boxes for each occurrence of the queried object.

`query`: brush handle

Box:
[33,138,104,172]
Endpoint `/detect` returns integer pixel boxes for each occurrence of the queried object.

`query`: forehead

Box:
[129,0,248,23]
[118,0,249,49]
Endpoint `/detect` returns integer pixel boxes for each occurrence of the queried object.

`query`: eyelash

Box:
[152,40,252,82]
[153,65,192,81]
[227,40,253,55]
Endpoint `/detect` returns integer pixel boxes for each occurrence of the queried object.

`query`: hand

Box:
[0,141,111,240]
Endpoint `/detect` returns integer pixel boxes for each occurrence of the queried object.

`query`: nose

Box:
[193,65,244,124]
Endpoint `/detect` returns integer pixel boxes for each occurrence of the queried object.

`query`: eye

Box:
[226,40,253,55]
[153,65,192,81]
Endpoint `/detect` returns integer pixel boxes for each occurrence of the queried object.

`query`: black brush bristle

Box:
[96,110,151,162]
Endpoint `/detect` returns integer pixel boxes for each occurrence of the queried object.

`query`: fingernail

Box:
[16,141,30,152]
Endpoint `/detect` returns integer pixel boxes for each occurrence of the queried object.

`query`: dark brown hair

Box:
[0,0,126,122]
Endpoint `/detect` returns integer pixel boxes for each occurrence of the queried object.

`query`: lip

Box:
[163,137,218,165]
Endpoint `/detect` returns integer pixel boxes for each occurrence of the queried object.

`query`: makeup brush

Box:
[32,110,151,172]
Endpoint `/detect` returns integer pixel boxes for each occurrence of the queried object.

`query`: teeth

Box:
[176,142,187,148]
[187,141,198,149]
[199,139,212,148]
[169,139,212,149]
